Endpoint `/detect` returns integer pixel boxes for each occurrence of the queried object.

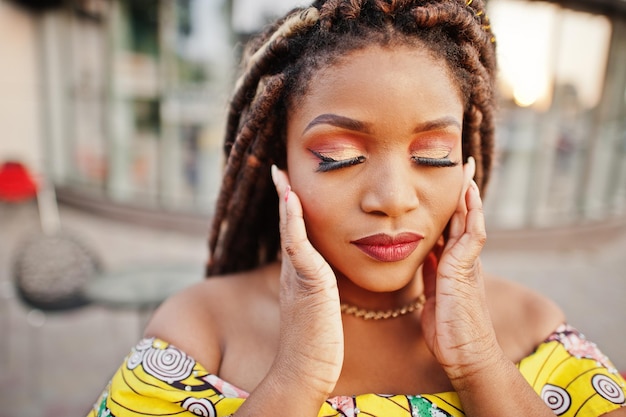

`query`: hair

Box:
[206,0,497,277]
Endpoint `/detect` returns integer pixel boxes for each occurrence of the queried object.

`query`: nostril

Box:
[367,209,388,217]
[360,185,419,217]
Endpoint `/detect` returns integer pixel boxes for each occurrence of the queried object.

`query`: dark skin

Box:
[145,45,626,417]
[145,265,564,395]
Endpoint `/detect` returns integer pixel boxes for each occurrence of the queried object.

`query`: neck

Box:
[334,268,424,312]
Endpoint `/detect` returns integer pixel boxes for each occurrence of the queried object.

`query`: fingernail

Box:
[468,156,476,177]
[284,185,291,203]
[271,164,278,184]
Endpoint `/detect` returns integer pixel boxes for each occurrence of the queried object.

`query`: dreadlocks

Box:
[207,0,497,276]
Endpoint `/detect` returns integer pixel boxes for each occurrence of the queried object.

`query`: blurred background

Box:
[0,0,624,415]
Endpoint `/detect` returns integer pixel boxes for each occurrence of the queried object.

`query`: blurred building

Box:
[486,0,626,229]
[0,0,625,231]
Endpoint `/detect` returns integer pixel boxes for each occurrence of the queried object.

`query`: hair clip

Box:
[463,0,496,44]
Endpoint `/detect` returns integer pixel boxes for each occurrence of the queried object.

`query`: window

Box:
[485,0,624,228]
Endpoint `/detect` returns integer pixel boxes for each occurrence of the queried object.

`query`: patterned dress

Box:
[87,324,625,417]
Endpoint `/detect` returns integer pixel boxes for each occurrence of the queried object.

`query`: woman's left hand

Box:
[420,157,502,383]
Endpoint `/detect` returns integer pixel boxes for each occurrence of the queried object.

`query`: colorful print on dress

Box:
[519,324,626,416]
[88,326,626,417]
[546,324,616,372]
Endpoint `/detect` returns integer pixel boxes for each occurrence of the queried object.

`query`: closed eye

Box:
[411,155,459,168]
[309,149,366,172]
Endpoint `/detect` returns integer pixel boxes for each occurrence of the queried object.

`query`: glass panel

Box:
[486,0,613,228]
[60,0,234,210]
[582,16,626,219]
[232,0,299,33]
[67,10,108,189]
[53,0,624,227]
[158,0,234,211]
[106,0,160,203]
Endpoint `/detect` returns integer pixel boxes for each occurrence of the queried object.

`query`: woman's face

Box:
[286,44,465,295]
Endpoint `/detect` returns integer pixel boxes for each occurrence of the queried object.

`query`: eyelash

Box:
[309,149,458,172]
[411,156,459,168]
[310,149,366,172]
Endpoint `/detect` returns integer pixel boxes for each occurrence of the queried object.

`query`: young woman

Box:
[87,1,626,416]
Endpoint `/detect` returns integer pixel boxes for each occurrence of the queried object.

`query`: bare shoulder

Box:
[602,407,626,417]
[143,262,280,373]
[485,274,566,362]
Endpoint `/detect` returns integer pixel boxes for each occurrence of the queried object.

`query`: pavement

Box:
[0,200,625,417]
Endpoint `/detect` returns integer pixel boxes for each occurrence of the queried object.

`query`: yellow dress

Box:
[87,324,625,417]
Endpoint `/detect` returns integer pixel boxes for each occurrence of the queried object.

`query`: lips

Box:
[351,232,423,262]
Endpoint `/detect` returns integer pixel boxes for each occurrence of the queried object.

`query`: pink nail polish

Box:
[284,185,291,202]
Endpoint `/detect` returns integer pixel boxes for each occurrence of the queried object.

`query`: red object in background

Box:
[0,161,38,202]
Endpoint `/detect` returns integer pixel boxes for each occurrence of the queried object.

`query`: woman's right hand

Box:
[269,165,344,398]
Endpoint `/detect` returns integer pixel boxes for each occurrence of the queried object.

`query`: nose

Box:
[359,159,419,217]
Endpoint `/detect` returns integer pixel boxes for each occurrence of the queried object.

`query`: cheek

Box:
[297,189,339,255]
[290,175,356,253]
[423,170,465,222]
[296,181,347,228]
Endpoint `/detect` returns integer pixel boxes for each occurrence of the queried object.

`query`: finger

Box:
[446,180,486,272]
[270,165,330,284]
[463,179,487,252]
[271,164,292,231]
[271,165,306,258]
[421,247,439,300]
[447,156,476,242]
[271,166,311,251]
[421,234,444,302]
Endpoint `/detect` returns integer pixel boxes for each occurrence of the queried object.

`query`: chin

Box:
[333,260,422,293]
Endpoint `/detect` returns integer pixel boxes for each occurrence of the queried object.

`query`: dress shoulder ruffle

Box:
[87,324,625,417]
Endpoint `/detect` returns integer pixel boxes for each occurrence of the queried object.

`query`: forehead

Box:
[287,44,464,131]
[287,40,462,105]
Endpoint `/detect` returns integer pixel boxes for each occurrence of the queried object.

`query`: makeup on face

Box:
[303,113,462,173]
[409,133,460,168]
[350,232,424,263]
[308,149,366,172]
[285,45,465,293]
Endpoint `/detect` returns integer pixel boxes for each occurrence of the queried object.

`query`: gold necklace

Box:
[340,294,426,320]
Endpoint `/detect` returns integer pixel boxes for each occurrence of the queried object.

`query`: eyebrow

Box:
[302,113,461,135]
[413,116,462,133]
[302,114,371,135]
